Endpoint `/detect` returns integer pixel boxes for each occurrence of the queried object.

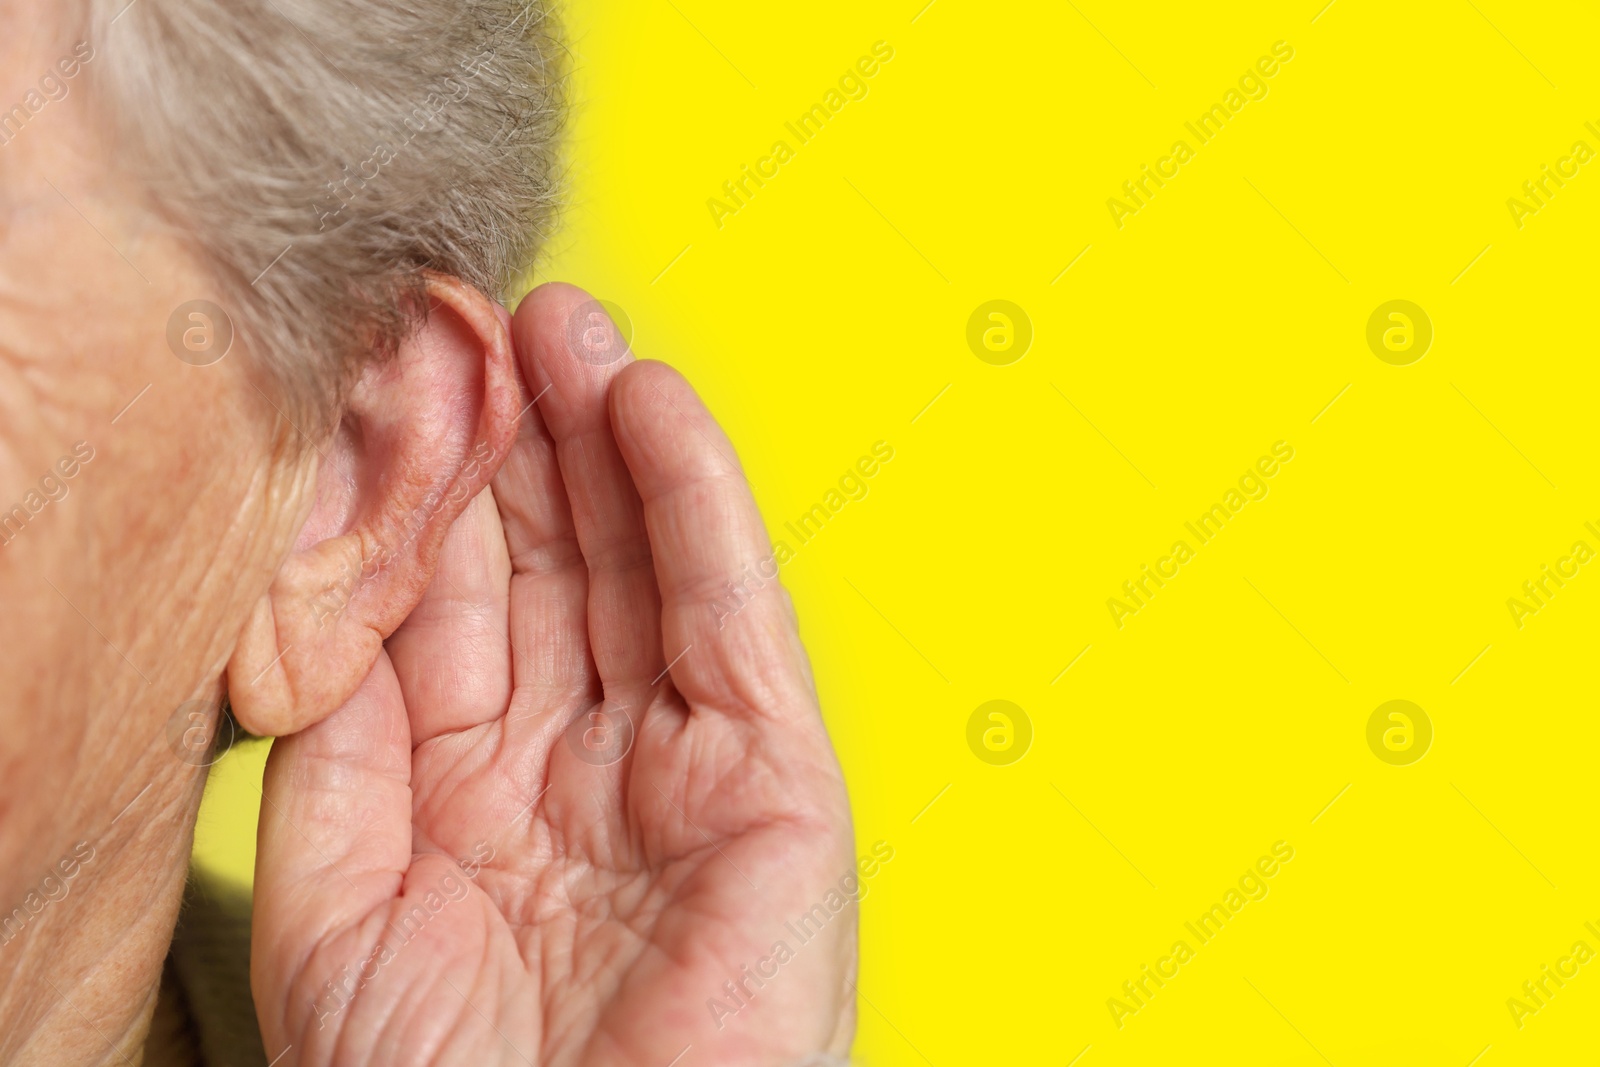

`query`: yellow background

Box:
[197,0,1600,1062]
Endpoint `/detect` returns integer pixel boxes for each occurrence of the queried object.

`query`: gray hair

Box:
[90,0,563,429]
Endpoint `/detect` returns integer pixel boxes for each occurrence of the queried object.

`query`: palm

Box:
[250,285,855,1067]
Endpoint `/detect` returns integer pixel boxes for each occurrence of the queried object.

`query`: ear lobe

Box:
[227,274,521,737]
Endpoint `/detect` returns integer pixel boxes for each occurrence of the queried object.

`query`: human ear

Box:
[227,273,520,736]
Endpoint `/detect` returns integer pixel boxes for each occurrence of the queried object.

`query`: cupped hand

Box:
[249,284,857,1066]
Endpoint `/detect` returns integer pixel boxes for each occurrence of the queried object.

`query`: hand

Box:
[249,284,857,1066]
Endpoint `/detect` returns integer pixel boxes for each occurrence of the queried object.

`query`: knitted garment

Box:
[144,869,267,1067]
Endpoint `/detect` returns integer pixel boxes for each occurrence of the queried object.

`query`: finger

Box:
[509,283,666,694]
[250,653,413,1044]
[608,360,813,721]
[386,487,513,743]
[489,325,596,705]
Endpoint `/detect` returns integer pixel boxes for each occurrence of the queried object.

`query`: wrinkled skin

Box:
[0,10,856,1062]
[250,285,859,1066]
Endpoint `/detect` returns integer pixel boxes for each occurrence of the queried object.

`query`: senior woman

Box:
[0,1,856,1064]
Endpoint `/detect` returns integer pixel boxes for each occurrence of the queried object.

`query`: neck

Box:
[0,747,209,1065]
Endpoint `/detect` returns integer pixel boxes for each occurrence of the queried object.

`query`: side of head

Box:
[0,0,561,938]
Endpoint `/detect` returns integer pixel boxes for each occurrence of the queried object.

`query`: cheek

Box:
[0,108,317,909]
